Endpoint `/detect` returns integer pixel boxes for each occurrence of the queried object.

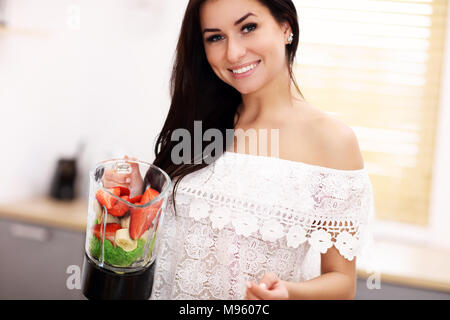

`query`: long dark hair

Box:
[151,0,301,207]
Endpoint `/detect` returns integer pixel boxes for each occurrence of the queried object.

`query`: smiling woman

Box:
[201,5,290,94]
[153,0,302,181]
[201,1,300,96]
[149,0,374,300]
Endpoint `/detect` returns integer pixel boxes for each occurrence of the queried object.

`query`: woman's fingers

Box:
[102,180,130,189]
[124,155,140,170]
[104,168,131,185]
[124,155,137,161]
[259,272,279,290]
[245,281,273,300]
[245,282,262,300]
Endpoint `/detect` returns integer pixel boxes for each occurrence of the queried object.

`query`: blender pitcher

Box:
[81,158,171,300]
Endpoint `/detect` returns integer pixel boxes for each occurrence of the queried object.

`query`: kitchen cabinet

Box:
[1,216,450,300]
[356,278,450,300]
[0,218,85,299]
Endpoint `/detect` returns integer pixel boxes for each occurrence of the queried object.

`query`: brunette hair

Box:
[150,0,302,206]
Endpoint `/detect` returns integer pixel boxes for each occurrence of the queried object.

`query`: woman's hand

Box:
[244,272,289,300]
[102,155,144,197]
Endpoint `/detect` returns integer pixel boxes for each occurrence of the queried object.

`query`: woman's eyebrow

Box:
[203,12,257,34]
[234,12,256,26]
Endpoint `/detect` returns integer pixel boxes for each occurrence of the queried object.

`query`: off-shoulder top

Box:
[150,151,374,300]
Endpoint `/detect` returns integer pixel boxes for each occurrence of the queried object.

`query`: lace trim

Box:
[173,184,373,261]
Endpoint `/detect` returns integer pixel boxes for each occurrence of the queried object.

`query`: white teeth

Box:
[232,63,258,74]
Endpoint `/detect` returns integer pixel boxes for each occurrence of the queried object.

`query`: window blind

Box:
[293,0,448,225]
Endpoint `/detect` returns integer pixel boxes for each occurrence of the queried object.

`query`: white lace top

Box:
[150,151,374,300]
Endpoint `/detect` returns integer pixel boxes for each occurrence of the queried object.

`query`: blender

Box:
[81,158,171,300]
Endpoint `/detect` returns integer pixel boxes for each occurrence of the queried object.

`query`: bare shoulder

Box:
[320,114,364,170]
[288,103,364,171]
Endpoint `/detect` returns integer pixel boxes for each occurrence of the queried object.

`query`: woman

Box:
[108,0,374,300]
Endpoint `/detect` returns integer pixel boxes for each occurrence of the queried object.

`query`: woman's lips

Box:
[229,60,261,80]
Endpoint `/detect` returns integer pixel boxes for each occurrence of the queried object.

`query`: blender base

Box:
[82,254,155,300]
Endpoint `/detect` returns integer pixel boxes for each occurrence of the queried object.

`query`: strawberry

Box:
[108,195,130,217]
[129,207,148,240]
[129,188,161,240]
[129,205,160,240]
[92,223,122,246]
[96,186,131,216]
[143,203,160,231]
[129,195,142,204]
[141,188,160,204]
[95,188,121,210]
[115,186,130,197]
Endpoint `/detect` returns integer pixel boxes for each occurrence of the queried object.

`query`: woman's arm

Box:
[246,121,363,300]
[245,246,356,300]
[281,116,360,299]
[283,246,356,299]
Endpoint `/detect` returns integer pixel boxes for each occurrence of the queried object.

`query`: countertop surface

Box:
[1,197,450,293]
[357,240,450,293]
[0,197,87,232]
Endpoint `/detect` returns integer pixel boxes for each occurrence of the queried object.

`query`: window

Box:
[294,0,448,225]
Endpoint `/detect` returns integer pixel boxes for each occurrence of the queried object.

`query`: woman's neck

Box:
[238,68,303,126]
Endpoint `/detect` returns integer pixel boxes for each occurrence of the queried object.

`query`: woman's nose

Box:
[226,37,246,64]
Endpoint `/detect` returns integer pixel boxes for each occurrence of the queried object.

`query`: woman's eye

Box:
[206,34,224,43]
[205,23,257,43]
[242,23,257,34]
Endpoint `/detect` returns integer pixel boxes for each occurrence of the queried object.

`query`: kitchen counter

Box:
[357,239,450,293]
[1,197,450,294]
[0,197,87,232]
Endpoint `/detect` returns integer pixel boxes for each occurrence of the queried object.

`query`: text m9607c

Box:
[223,304,270,315]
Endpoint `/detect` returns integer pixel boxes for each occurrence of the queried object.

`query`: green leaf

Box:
[89,236,146,267]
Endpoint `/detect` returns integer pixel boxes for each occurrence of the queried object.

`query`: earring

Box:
[287,33,294,44]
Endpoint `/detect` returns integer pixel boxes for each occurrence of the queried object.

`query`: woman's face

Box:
[200,0,291,95]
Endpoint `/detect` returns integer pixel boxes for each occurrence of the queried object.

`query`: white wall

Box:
[0,0,187,200]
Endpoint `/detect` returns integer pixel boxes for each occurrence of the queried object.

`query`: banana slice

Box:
[115,228,137,252]
[140,230,150,241]
[99,211,121,225]
[121,215,131,229]
[93,200,103,221]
